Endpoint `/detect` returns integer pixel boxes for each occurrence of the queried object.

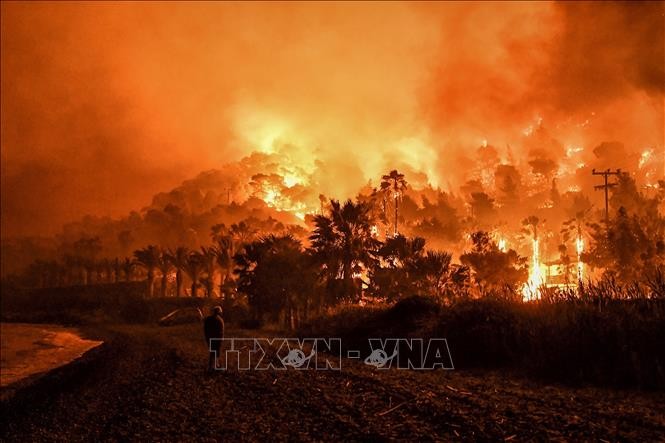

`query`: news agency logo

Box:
[209,338,454,371]
[363,338,454,370]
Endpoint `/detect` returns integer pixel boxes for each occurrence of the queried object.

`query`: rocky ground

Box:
[2,323,664,442]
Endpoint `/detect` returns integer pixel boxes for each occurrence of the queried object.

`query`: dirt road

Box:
[2,324,664,441]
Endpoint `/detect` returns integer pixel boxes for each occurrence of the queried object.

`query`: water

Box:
[0,323,103,387]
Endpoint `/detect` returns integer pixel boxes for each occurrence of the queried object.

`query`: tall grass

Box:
[300,277,665,389]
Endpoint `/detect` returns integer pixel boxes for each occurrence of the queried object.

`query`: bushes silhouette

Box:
[301,293,665,389]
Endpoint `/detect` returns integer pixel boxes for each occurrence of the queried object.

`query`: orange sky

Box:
[1,1,663,237]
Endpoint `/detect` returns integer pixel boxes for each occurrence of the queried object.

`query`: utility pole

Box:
[592,168,621,223]
[394,193,398,237]
[224,187,231,205]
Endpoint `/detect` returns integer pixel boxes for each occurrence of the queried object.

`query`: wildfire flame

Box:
[639,148,653,169]
[522,238,543,301]
[256,185,310,221]
[576,236,584,282]
[264,189,279,206]
[283,173,302,188]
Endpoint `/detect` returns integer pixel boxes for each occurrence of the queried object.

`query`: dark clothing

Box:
[204,314,224,372]
[204,314,225,348]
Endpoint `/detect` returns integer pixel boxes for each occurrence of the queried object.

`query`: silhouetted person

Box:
[204,306,225,372]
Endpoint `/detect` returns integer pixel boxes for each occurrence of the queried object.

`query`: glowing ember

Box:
[522,238,543,301]
[498,238,507,252]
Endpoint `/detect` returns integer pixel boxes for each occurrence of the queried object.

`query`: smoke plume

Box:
[1,2,663,238]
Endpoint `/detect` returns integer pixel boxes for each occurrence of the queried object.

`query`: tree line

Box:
[12,170,665,328]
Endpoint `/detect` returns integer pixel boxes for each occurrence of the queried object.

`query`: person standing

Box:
[204,306,225,372]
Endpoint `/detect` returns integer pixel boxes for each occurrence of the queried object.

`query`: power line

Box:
[592,168,621,223]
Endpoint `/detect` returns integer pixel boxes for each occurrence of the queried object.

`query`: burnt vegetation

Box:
[2,166,665,388]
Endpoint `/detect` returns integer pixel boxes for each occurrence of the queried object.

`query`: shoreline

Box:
[0,323,106,401]
[0,340,109,402]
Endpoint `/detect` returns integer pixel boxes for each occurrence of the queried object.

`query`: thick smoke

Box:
[424,2,664,185]
[1,2,663,240]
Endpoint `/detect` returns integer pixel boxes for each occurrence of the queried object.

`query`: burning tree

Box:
[520,216,544,300]
[561,209,591,283]
[380,170,408,237]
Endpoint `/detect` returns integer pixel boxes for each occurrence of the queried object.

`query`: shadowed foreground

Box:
[2,324,664,441]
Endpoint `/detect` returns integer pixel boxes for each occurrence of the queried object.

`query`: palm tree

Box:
[318,194,328,215]
[214,235,235,299]
[26,260,49,288]
[235,234,315,328]
[309,199,379,303]
[200,246,218,297]
[102,258,113,283]
[122,257,134,282]
[63,254,83,285]
[560,209,591,283]
[522,215,541,241]
[83,258,97,285]
[211,223,229,244]
[230,221,258,246]
[378,235,427,267]
[183,250,204,297]
[134,245,161,297]
[72,236,102,284]
[156,248,173,297]
[380,170,408,237]
[373,235,442,301]
[166,246,189,297]
[416,250,453,297]
[96,258,111,283]
[113,257,121,283]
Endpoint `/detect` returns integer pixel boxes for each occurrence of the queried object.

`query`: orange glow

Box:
[0,1,663,294]
[1,2,662,239]
[576,236,584,282]
[522,239,543,302]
